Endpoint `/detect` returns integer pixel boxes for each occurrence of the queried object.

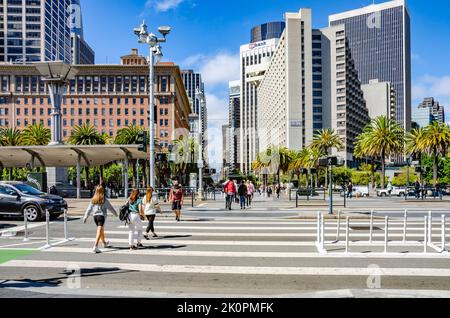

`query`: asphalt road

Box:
[1,196,449,298]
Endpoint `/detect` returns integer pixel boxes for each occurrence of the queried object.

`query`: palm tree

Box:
[115,125,147,188]
[405,127,427,183]
[311,129,344,187]
[311,129,344,155]
[360,116,404,189]
[21,124,51,146]
[420,122,450,187]
[354,131,377,190]
[0,128,24,180]
[170,137,198,185]
[69,124,108,187]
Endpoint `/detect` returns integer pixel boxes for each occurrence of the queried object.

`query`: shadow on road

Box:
[0,267,136,290]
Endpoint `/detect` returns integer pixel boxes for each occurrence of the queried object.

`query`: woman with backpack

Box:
[169,180,184,222]
[142,187,161,239]
[127,189,145,250]
[83,185,118,254]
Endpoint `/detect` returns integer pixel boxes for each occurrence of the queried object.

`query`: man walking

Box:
[238,181,248,210]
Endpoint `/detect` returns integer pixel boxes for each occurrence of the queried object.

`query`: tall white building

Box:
[0,0,72,63]
[239,24,284,173]
[258,9,313,151]
[258,9,370,165]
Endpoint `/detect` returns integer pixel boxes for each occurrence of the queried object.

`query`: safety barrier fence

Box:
[315,209,448,255]
[22,208,75,250]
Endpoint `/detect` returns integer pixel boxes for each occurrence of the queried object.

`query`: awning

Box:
[0,145,149,168]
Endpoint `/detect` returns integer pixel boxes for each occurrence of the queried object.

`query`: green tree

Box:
[21,124,51,146]
[419,122,450,187]
[405,127,427,183]
[0,127,24,180]
[68,124,108,187]
[115,125,146,187]
[358,116,404,189]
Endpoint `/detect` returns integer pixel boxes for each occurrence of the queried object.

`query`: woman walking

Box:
[83,185,118,254]
[142,187,161,239]
[169,181,184,222]
[128,189,145,250]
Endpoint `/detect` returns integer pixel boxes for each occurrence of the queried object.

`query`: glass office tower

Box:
[251,22,286,43]
[329,0,411,130]
[0,0,72,63]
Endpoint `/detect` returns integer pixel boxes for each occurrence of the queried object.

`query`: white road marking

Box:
[105,231,440,238]
[3,260,450,276]
[0,223,47,235]
[0,241,46,248]
[73,237,432,247]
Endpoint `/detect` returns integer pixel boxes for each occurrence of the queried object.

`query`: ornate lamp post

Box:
[195,87,206,200]
[133,21,171,188]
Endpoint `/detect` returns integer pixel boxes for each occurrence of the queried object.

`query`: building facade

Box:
[258,9,313,152]
[412,97,446,128]
[228,80,240,170]
[251,22,286,43]
[319,25,370,163]
[329,0,412,131]
[361,79,396,120]
[181,70,207,152]
[0,58,191,151]
[70,0,94,65]
[0,0,72,63]
[240,25,284,173]
[258,10,370,165]
[221,124,229,179]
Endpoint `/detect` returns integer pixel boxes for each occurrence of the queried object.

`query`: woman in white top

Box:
[141,187,161,239]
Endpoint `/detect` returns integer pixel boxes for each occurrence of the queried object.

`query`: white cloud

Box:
[145,0,185,12]
[413,75,450,101]
[179,51,239,170]
[181,52,240,88]
[200,53,240,87]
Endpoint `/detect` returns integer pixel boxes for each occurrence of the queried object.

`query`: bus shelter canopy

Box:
[0,145,148,168]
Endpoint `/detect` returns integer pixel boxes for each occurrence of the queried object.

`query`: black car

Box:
[0,182,68,222]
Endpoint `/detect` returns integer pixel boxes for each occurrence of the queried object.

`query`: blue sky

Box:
[81,0,450,168]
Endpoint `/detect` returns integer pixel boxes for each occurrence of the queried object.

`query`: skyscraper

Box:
[329,0,411,131]
[240,22,285,173]
[70,0,94,64]
[228,80,240,170]
[181,70,208,155]
[258,9,370,165]
[0,0,72,63]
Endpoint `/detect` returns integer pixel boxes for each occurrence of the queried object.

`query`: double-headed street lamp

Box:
[195,87,206,200]
[133,21,171,188]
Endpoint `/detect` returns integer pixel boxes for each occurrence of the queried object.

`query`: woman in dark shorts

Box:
[83,185,118,254]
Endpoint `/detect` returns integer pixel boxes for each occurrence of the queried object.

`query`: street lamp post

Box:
[134,21,171,188]
[195,88,206,201]
[310,155,314,190]
[34,62,78,145]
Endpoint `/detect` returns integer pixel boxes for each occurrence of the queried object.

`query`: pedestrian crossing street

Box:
[1,216,449,281]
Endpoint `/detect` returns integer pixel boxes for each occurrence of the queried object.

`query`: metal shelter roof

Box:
[0,145,148,168]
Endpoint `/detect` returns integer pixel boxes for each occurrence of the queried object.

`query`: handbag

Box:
[119,202,130,224]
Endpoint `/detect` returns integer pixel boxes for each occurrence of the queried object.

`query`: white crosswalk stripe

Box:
[1,218,449,281]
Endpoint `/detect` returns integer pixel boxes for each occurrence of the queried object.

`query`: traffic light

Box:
[137,131,147,152]
[156,153,167,162]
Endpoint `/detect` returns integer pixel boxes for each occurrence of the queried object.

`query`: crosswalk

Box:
[1,216,450,296]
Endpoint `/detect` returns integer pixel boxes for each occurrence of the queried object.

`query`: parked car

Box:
[377,187,406,197]
[340,186,369,197]
[0,182,68,222]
